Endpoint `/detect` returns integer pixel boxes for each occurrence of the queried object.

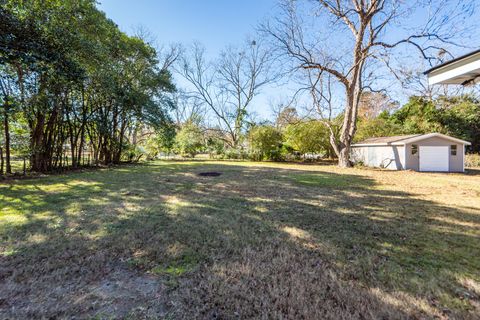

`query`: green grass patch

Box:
[288,172,372,188]
[1,160,479,318]
[150,264,194,277]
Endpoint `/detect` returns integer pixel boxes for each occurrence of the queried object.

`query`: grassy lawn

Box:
[1,161,479,319]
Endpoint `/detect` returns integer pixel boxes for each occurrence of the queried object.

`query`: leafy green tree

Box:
[248,125,283,161]
[174,122,204,157]
[283,121,333,157]
[157,124,177,154]
[354,112,403,143]
[356,95,480,152]
[1,0,175,172]
[205,135,225,158]
[143,124,176,159]
[436,96,480,152]
[390,97,442,134]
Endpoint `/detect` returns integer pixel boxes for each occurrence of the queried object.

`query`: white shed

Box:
[351,133,471,172]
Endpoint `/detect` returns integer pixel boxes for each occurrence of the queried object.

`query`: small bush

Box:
[122,143,145,162]
[247,125,283,161]
[223,148,249,160]
[248,150,263,161]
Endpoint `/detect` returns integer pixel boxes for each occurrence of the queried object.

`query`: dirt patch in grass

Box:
[197,171,222,177]
[1,160,479,318]
[0,261,167,319]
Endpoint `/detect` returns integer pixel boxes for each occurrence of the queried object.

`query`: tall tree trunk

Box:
[65,109,77,168]
[115,120,127,163]
[30,112,46,172]
[0,146,4,175]
[333,58,363,168]
[77,124,85,167]
[132,122,138,146]
[3,102,11,174]
[77,91,87,167]
[337,144,351,168]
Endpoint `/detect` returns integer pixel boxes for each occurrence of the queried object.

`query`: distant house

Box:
[351,133,471,172]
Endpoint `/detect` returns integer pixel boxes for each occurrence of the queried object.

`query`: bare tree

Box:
[172,90,205,126]
[262,0,476,167]
[133,26,183,72]
[178,40,276,148]
[397,67,469,100]
[358,92,398,119]
[274,106,301,129]
[158,44,183,72]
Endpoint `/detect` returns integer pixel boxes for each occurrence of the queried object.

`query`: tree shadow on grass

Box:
[465,168,480,176]
[0,162,479,319]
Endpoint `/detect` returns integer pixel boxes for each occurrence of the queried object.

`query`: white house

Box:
[351,133,471,172]
[425,49,480,85]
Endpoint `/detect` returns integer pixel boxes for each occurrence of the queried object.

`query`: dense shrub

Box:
[205,136,225,158]
[174,122,204,157]
[248,126,284,161]
[283,121,333,157]
[221,148,249,160]
[354,113,403,143]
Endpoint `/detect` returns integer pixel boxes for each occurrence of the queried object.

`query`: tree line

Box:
[0,0,174,174]
[149,93,479,161]
[356,95,480,152]
[168,0,476,166]
[1,0,478,173]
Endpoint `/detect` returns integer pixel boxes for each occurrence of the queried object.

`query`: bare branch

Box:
[176,40,276,147]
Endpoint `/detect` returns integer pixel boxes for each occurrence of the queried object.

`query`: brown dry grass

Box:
[1,161,479,319]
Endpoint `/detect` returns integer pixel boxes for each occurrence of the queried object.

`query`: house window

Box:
[411,144,418,155]
[451,145,457,156]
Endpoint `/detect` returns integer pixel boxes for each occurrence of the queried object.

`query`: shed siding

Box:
[404,137,464,172]
[351,146,405,170]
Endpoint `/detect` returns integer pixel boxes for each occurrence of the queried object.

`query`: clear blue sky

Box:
[98,0,276,55]
[97,1,480,121]
[97,0,282,120]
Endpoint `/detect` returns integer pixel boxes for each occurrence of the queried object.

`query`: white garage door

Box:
[419,146,449,172]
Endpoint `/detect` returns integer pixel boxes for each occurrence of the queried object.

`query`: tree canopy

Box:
[0,0,174,172]
[1,0,479,173]
[355,95,480,152]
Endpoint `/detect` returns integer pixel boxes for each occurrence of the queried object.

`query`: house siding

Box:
[351,145,405,170]
[404,137,464,172]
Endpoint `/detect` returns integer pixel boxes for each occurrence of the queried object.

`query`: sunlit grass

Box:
[0,160,479,318]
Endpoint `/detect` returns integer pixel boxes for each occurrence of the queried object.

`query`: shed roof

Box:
[353,133,471,146]
[356,135,421,145]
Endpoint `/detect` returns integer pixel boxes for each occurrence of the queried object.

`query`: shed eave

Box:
[399,133,471,145]
[425,50,480,85]
[351,143,390,147]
